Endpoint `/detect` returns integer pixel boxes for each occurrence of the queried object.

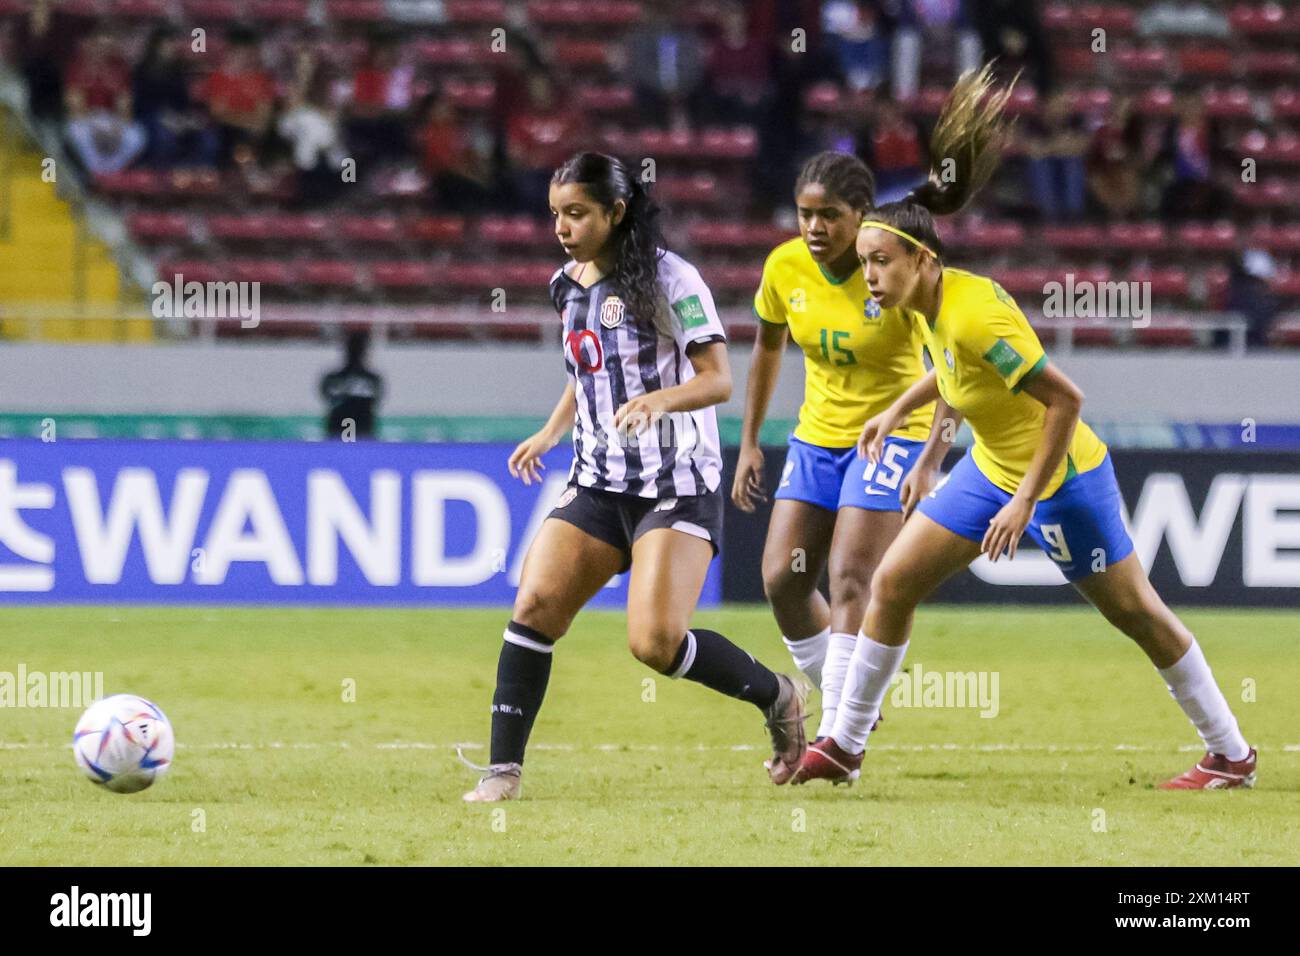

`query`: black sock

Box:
[489,621,554,766]
[666,628,780,711]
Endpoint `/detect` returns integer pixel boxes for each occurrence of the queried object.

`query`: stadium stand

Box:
[0,0,1297,347]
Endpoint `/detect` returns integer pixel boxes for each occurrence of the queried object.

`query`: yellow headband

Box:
[859,220,937,259]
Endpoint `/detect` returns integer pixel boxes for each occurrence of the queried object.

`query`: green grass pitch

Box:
[1,605,1296,866]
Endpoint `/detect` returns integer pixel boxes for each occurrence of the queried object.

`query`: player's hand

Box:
[731,444,766,513]
[612,392,669,435]
[899,466,934,520]
[507,431,557,485]
[857,409,899,463]
[982,495,1034,562]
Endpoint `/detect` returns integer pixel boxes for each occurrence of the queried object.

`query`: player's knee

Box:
[869,560,914,613]
[627,625,682,672]
[829,566,867,611]
[762,559,808,607]
[512,588,571,639]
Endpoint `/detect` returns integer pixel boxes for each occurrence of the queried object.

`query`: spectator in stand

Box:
[344,32,416,168]
[63,29,148,176]
[1157,93,1230,221]
[822,0,891,93]
[700,1,773,124]
[132,25,219,169]
[968,0,1053,93]
[625,1,706,127]
[891,0,981,101]
[276,62,347,207]
[320,330,384,440]
[1137,1,1231,40]
[15,0,95,131]
[1085,96,1149,220]
[417,89,498,213]
[505,73,585,213]
[861,97,926,202]
[1225,250,1280,349]
[200,27,276,167]
[1023,91,1090,221]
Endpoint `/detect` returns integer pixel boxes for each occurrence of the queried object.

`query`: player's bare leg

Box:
[759,499,834,776]
[794,513,980,784]
[462,518,623,802]
[629,528,806,777]
[1072,553,1255,789]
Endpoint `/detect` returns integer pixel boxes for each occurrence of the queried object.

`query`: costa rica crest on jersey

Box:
[599,295,626,329]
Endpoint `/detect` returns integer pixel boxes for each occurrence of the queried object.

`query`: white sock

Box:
[782,625,830,689]
[832,632,908,754]
[816,632,857,738]
[1157,639,1249,761]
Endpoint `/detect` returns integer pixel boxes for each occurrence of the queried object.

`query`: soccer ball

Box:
[72,694,174,793]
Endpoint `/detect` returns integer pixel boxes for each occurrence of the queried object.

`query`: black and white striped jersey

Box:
[549,250,727,498]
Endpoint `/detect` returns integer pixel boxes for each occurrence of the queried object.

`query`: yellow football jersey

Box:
[919,268,1108,498]
[754,238,933,447]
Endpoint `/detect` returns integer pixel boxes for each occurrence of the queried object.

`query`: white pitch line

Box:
[3,741,1298,753]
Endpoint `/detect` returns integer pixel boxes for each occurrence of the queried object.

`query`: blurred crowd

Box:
[5,0,1248,223]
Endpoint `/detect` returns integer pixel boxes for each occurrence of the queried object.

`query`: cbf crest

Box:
[863,298,882,321]
[599,295,626,329]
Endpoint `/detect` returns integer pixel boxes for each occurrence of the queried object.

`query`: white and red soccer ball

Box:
[73,694,174,793]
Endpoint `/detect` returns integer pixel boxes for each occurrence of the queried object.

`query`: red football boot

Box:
[789,736,863,785]
[1159,748,1257,790]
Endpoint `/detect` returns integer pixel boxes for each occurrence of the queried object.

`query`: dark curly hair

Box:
[794,151,876,211]
[551,152,670,337]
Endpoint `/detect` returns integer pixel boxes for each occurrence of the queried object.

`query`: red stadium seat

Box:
[265,213,332,243]
[688,221,793,250]
[1139,86,1177,116]
[229,260,296,286]
[550,40,615,69]
[444,79,495,111]
[1268,317,1300,347]
[371,262,438,288]
[1203,87,1253,119]
[1271,88,1300,119]
[340,216,405,246]
[700,263,763,292]
[1230,2,1300,37]
[297,261,361,288]
[1248,223,1300,253]
[527,0,641,26]
[1174,222,1238,252]
[209,214,273,243]
[1178,47,1234,78]
[1039,224,1106,251]
[500,262,561,288]
[1271,272,1300,299]
[637,128,695,158]
[1071,324,1118,347]
[1244,50,1300,79]
[412,39,494,66]
[960,220,1027,249]
[444,0,507,23]
[441,262,502,289]
[108,0,170,16]
[990,267,1052,297]
[574,84,635,113]
[94,170,166,196]
[326,0,384,21]
[1071,88,1113,115]
[408,217,467,245]
[1104,222,1165,250]
[478,217,547,246]
[1113,47,1168,77]
[248,0,308,20]
[128,212,192,242]
[655,174,722,204]
[1131,268,1188,300]
[803,83,844,113]
[1234,179,1291,209]
[181,0,245,20]
[158,261,226,285]
[697,128,758,160]
[1135,319,1196,348]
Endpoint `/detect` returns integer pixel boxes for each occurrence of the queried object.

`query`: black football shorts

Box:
[546,484,723,572]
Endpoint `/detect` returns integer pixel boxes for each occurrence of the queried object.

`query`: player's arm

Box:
[614,340,731,428]
[508,381,576,485]
[898,392,962,519]
[857,368,939,462]
[982,363,1083,560]
[731,319,787,511]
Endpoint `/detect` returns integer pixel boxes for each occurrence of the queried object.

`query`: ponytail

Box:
[860,64,1017,260]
